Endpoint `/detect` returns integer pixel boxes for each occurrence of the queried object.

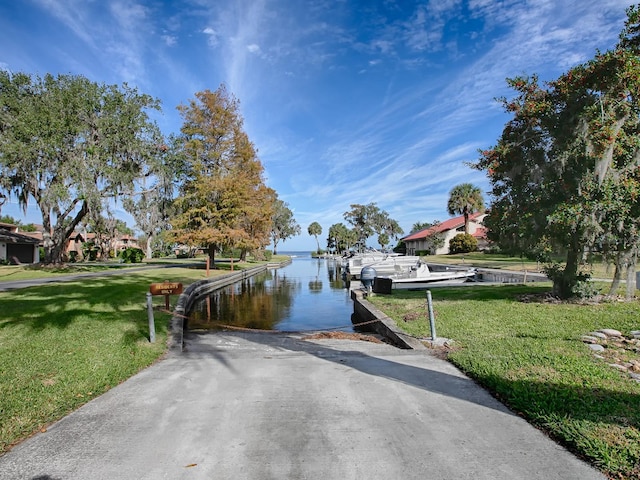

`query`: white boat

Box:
[342,250,421,279]
[377,263,477,290]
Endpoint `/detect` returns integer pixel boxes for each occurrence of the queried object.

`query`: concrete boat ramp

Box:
[0,330,604,480]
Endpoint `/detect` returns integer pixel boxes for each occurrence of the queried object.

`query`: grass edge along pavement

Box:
[368,284,640,479]
[0,258,284,455]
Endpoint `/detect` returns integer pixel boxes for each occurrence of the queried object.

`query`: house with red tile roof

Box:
[402,212,488,255]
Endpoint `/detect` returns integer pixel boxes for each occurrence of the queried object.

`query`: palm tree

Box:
[447,183,485,234]
[308,222,322,253]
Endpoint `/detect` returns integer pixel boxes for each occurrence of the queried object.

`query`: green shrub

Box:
[393,241,406,254]
[119,247,144,263]
[571,276,600,299]
[82,242,99,261]
[543,263,599,299]
[449,233,477,254]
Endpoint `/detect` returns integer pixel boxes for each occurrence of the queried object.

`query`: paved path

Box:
[0,331,604,480]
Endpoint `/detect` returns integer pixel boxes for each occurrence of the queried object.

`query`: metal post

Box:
[426,290,436,341]
[146,292,156,343]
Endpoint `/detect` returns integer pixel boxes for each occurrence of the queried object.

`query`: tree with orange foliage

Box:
[170,85,274,264]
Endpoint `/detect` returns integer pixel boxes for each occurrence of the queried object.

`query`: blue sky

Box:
[0,0,635,251]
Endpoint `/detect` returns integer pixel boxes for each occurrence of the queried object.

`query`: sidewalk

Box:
[0,330,605,480]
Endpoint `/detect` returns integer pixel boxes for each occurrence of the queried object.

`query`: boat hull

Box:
[374,264,477,291]
[391,272,476,289]
[343,254,421,279]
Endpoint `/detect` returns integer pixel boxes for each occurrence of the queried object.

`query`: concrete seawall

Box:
[350,289,427,350]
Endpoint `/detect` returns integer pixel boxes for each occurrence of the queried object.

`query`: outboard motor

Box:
[360,266,377,293]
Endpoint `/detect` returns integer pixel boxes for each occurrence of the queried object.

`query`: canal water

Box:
[188,253,357,332]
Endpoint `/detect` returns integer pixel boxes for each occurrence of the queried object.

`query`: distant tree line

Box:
[321,203,404,254]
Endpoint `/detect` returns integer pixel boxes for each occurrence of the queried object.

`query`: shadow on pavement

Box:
[183,330,513,416]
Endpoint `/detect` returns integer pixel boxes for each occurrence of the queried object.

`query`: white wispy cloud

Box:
[32,0,97,48]
[162,35,177,46]
[202,26,219,46]
[106,1,150,84]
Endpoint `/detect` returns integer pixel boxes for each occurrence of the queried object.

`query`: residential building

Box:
[402,213,488,255]
[0,222,41,264]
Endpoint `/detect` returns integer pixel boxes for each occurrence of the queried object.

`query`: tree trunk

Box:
[208,244,216,268]
[145,235,153,259]
[625,255,636,300]
[608,252,624,297]
[608,248,637,299]
[41,200,89,264]
[555,240,581,299]
[41,214,55,264]
[46,237,67,264]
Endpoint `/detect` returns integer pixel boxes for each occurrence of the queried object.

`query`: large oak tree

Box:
[343,203,403,251]
[0,71,161,263]
[476,5,640,298]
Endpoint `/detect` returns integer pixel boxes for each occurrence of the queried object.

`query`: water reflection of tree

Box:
[188,270,300,330]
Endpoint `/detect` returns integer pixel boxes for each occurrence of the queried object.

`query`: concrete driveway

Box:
[0,331,605,480]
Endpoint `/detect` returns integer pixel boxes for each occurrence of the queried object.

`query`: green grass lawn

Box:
[0,260,276,454]
[369,284,640,479]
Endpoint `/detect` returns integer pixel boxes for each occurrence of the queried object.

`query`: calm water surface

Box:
[188,253,357,332]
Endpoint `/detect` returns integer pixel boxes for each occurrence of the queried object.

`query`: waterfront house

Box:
[402,213,488,255]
